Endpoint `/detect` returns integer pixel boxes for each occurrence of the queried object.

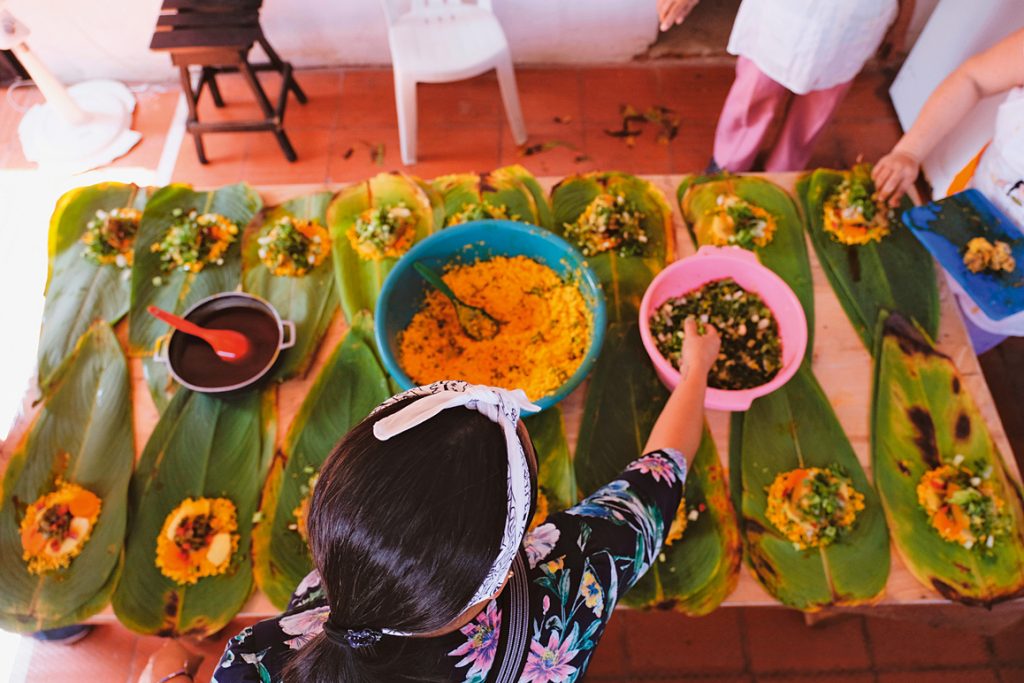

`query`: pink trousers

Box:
[713,56,853,173]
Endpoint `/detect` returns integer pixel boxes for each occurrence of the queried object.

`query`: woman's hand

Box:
[680,316,721,380]
[872,150,920,206]
[137,639,203,683]
[658,0,700,31]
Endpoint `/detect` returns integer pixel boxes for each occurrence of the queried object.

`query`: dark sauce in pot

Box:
[169,306,280,389]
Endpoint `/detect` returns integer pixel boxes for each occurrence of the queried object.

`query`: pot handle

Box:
[153,335,170,364]
[280,321,296,350]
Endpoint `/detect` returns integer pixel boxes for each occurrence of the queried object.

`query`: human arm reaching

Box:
[873,28,1024,205]
[644,316,720,464]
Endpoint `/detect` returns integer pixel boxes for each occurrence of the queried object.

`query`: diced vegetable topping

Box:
[766,466,865,550]
[150,208,239,275]
[258,216,331,277]
[155,497,239,585]
[704,194,777,249]
[649,278,782,390]
[565,193,648,257]
[81,207,142,268]
[447,200,515,226]
[347,203,417,260]
[917,462,1011,552]
[20,478,102,575]
[823,167,892,245]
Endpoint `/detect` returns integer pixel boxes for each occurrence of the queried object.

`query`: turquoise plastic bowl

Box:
[374,220,607,413]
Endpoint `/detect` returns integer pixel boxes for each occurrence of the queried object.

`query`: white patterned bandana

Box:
[371,381,538,636]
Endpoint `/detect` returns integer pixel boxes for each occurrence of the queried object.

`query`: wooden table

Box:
[3,173,1021,633]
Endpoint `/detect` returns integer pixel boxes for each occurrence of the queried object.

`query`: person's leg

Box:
[712,56,789,172]
[764,78,854,172]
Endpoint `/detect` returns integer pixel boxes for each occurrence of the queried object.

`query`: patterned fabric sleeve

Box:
[514,449,688,682]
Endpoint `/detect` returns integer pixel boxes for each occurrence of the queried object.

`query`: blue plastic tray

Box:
[901,189,1024,321]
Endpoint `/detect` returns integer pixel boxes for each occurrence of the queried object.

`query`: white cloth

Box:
[957,88,1024,335]
[727,0,898,95]
[371,381,539,635]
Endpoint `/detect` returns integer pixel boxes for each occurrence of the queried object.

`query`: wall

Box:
[6,0,659,84]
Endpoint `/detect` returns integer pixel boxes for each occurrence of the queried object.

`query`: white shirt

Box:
[727,0,898,95]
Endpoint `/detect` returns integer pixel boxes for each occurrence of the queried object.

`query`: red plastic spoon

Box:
[147,305,250,362]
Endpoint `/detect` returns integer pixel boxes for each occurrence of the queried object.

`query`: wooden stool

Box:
[150,0,307,163]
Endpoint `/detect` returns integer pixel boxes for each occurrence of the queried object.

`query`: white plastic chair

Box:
[379,0,528,165]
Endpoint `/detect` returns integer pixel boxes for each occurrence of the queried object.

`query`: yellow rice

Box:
[398,256,592,401]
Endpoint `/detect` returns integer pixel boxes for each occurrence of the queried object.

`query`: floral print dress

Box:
[213,448,687,683]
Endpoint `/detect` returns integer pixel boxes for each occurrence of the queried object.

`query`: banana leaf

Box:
[575,321,668,495]
[432,165,552,229]
[38,183,150,388]
[327,172,443,323]
[797,167,939,351]
[871,312,1024,605]
[678,173,815,353]
[243,191,339,381]
[623,427,741,616]
[143,355,176,414]
[525,408,576,514]
[252,313,390,609]
[551,172,674,323]
[731,363,890,610]
[128,183,263,355]
[0,323,133,632]
[113,388,273,636]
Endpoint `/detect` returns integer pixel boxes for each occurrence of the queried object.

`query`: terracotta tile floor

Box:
[2,64,1023,682]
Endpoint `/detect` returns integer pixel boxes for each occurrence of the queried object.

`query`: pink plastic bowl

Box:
[639,245,808,412]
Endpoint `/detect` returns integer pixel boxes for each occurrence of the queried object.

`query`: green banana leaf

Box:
[575,321,669,496]
[128,183,263,355]
[242,192,339,381]
[252,313,390,609]
[678,173,815,353]
[498,164,554,230]
[432,165,552,229]
[113,388,273,636]
[731,363,890,611]
[551,172,673,323]
[143,355,176,414]
[0,323,133,632]
[38,183,150,387]
[327,172,443,323]
[797,167,939,351]
[871,312,1024,605]
[623,427,742,615]
[525,408,576,514]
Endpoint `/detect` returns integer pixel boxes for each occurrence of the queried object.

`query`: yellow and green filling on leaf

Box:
[20,479,102,575]
[150,208,239,276]
[155,497,239,585]
[564,193,648,257]
[258,216,331,277]
[347,203,417,260]
[766,466,865,550]
[916,458,1012,552]
[81,207,142,268]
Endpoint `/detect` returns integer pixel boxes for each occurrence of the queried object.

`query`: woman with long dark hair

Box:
[196,318,720,683]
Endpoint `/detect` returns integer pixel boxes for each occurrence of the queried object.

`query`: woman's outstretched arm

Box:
[644,317,721,463]
[874,28,1024,205]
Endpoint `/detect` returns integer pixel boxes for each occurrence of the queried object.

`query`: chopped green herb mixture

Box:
[650,277,782,390]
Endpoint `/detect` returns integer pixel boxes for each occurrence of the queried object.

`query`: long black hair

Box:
[283,394,536,683]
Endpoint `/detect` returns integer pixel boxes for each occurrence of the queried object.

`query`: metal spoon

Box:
[413,262,501,341]
[147,305,251,362]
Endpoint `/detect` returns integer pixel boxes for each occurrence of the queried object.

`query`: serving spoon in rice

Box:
[413,261,502,341]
